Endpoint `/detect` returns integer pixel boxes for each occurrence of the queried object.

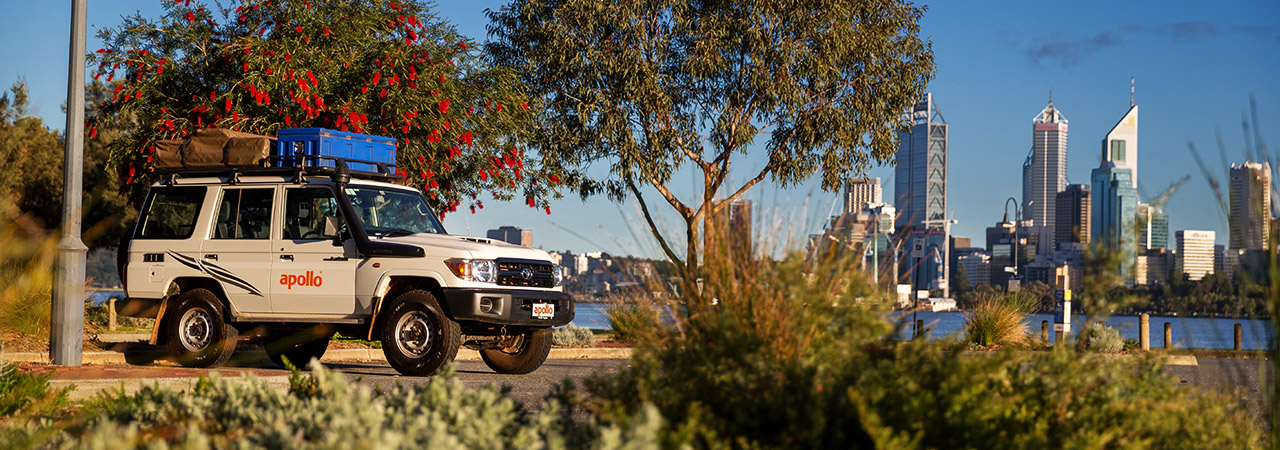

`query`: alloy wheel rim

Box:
[395,310,433,357]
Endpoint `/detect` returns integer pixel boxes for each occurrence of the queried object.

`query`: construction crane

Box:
[1186,140,1230,220]
[1148,175,1190,210]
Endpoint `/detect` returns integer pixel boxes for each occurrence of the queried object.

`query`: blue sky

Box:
[3,1,1278,258]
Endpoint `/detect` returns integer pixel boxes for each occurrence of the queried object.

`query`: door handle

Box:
[323,256,348,261]
[204,254,217,261]
[279,255,294,261]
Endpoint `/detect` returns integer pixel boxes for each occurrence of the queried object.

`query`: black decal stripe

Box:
[166,250,265,297]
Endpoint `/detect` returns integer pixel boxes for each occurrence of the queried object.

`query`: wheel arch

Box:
[366,272,448,340]
[151,277,232,345]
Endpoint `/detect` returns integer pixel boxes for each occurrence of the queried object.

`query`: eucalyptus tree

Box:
[488,0,934,280]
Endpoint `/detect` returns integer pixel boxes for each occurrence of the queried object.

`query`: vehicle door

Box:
[197,186,276,314]
[270,185,358,315]
[126,186,209,300]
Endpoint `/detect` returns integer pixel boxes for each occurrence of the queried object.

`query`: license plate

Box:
[532,302,555,319]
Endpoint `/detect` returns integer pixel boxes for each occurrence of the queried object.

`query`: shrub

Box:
[9,362,664,448]
[552,324,596,347]
[1077,321,1125,353]
[0,224,56,340]
[579,244,1262,449]
[0,359,69,417]
[964,291,1036,347]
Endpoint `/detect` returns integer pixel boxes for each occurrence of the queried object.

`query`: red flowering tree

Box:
[88,0,567,217]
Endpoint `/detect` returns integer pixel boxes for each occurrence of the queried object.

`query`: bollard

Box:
[1139,314,1149,351]
[915,319,923,339]
[108,297,117,331]
[1041,320,1049,343]
[1234,323,1242,351]
[1164,322,1172,349]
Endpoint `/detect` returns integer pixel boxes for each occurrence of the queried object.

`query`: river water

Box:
[571,303,1277,351]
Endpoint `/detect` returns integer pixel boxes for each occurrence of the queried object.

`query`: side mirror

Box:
[323,215,343,240]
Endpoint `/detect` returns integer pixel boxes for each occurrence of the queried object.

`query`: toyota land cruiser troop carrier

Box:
[117,128,573,376]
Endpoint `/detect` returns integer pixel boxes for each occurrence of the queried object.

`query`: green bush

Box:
[0,359,68,417]
[1077,321,1125,353]
[579,247,1262,449]
[552,324,596,347]
[8,362,665,449]
[964,291,1036,347]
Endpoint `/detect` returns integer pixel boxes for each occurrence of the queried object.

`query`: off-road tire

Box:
[479,329,552,374]
[265,326,334,369]
[381,290,460,376]
[166,288,238,368]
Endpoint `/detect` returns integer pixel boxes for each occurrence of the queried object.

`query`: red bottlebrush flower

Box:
[294,26,303,33]
[459,42,468,49]
[408,30,417,41]
[285,116,292,126]
[372,72,381,85]
[361,86,368,94]
[430,180,439,189]
[526,197,534,207]
[185,12,196,21]
[459,130,473,146]
[438,98,450,114]
[402,125,409,134]
[242,62,249,71]
[266,67,273,74]
[304,36,311,44]
[470,206,475,214]
[315,97,324,109]
[106,73,114,82]
[307,70,316,86]
[417,155,426,164]
[165,118,175,130]
[545,206,551,215]
[379,89,387,98]
[514,168,522,179]
[479,171,487,181]
[233,111,239,121]
[225,97,232,111]
[160,107,167,113]
[418,171,426,179]
[209,91,216,101]
[439,74,445,84]
[125,177,132,184]
[89,127,98,139]
[129,167,136,176]
[549,175,561,183]
[285,53,292,62]
[95,48,105,53]
[323,28,331,36]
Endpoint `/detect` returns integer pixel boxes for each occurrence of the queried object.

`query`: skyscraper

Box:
[1102,81,1139,190]
[1138,203,1169,252]
[1022,96,1069,234]
[487,226,533,247]
[1229,161,1271,250]
[843,177,882,214]
[894,93,947,231]
[1091,166,1137,282]
[1054,184,1090,248]
[1176,230,1215,281]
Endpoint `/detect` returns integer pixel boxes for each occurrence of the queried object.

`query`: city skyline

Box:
[2,1,1278,257]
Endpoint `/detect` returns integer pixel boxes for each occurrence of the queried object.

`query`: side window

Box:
[1110,139,1126,162]
[283,187,342,240]
[214,188,275,239]
[136,187,207,239]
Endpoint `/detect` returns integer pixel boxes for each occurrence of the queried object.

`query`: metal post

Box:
[1139,313,1149,351]
[51,0,89,366]
[1164,322,1172,348]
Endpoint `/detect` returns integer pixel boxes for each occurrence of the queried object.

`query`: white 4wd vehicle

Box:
[118,158,573,376]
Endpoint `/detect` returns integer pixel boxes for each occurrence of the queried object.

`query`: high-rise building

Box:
[1176,230,1215,281]
[1054,184,1090,248]
[843,177,882,214]
[1022,96,1069,235]
[1229,161,1271,250]
[1091,166,1138,282]
[1138,203,1169,252]
[487,226,532,247]
[957,253,991,287]
[894,93,947,231]
[985,220,1047,288]
[1102,81,1139,191]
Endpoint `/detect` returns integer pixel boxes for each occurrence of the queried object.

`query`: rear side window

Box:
[214,188,275,240]
[136,187,207,239]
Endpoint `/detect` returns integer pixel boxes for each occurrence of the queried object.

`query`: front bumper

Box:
[441,288,574,327]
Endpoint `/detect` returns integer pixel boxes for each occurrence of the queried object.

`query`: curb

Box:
[3,347,635,365]
[48,375,293,402]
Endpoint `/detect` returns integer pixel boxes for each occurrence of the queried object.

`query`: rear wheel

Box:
[265,326,333,369]
[380,290,460,376]
[480,329,552,374]
[166,289,238,368]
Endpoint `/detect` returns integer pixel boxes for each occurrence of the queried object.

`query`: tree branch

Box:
[626,179,686,271]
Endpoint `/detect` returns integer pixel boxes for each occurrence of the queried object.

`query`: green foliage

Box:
[487,0,935,275]
[0,81,65,229]
[582,243,1262,448]
[1077,321,1124,353]
[551,324,595,347]
[0,360,69,417]
[89,0,558,217]
[964,290,1036,347]
[18,362,666,449]
[0,221,56,339]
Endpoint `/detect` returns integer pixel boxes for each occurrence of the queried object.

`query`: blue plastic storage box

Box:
[275,128,397,173]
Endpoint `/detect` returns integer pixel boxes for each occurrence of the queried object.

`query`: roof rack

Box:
[156,155,404,186]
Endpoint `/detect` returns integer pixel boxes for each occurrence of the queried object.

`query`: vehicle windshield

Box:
[343,185,446,236]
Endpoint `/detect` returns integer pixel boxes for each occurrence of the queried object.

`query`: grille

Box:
[496,259,554,288]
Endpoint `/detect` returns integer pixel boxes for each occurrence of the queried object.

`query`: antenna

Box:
[1130,77,1135,107]
[1049,88,1053,106]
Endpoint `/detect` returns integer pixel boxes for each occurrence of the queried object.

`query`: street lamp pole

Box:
[1003,197,1021,287]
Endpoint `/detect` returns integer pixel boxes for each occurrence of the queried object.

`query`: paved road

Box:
[1167,357,1275,429]
[324,358,632,410]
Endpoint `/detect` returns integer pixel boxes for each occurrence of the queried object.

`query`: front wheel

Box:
[380,290,460,376]
[166,289,238,368]
[480,329,552,374]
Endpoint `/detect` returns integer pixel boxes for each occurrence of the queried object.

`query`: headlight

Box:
[445,259,496,283]
[553,265,564,286]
